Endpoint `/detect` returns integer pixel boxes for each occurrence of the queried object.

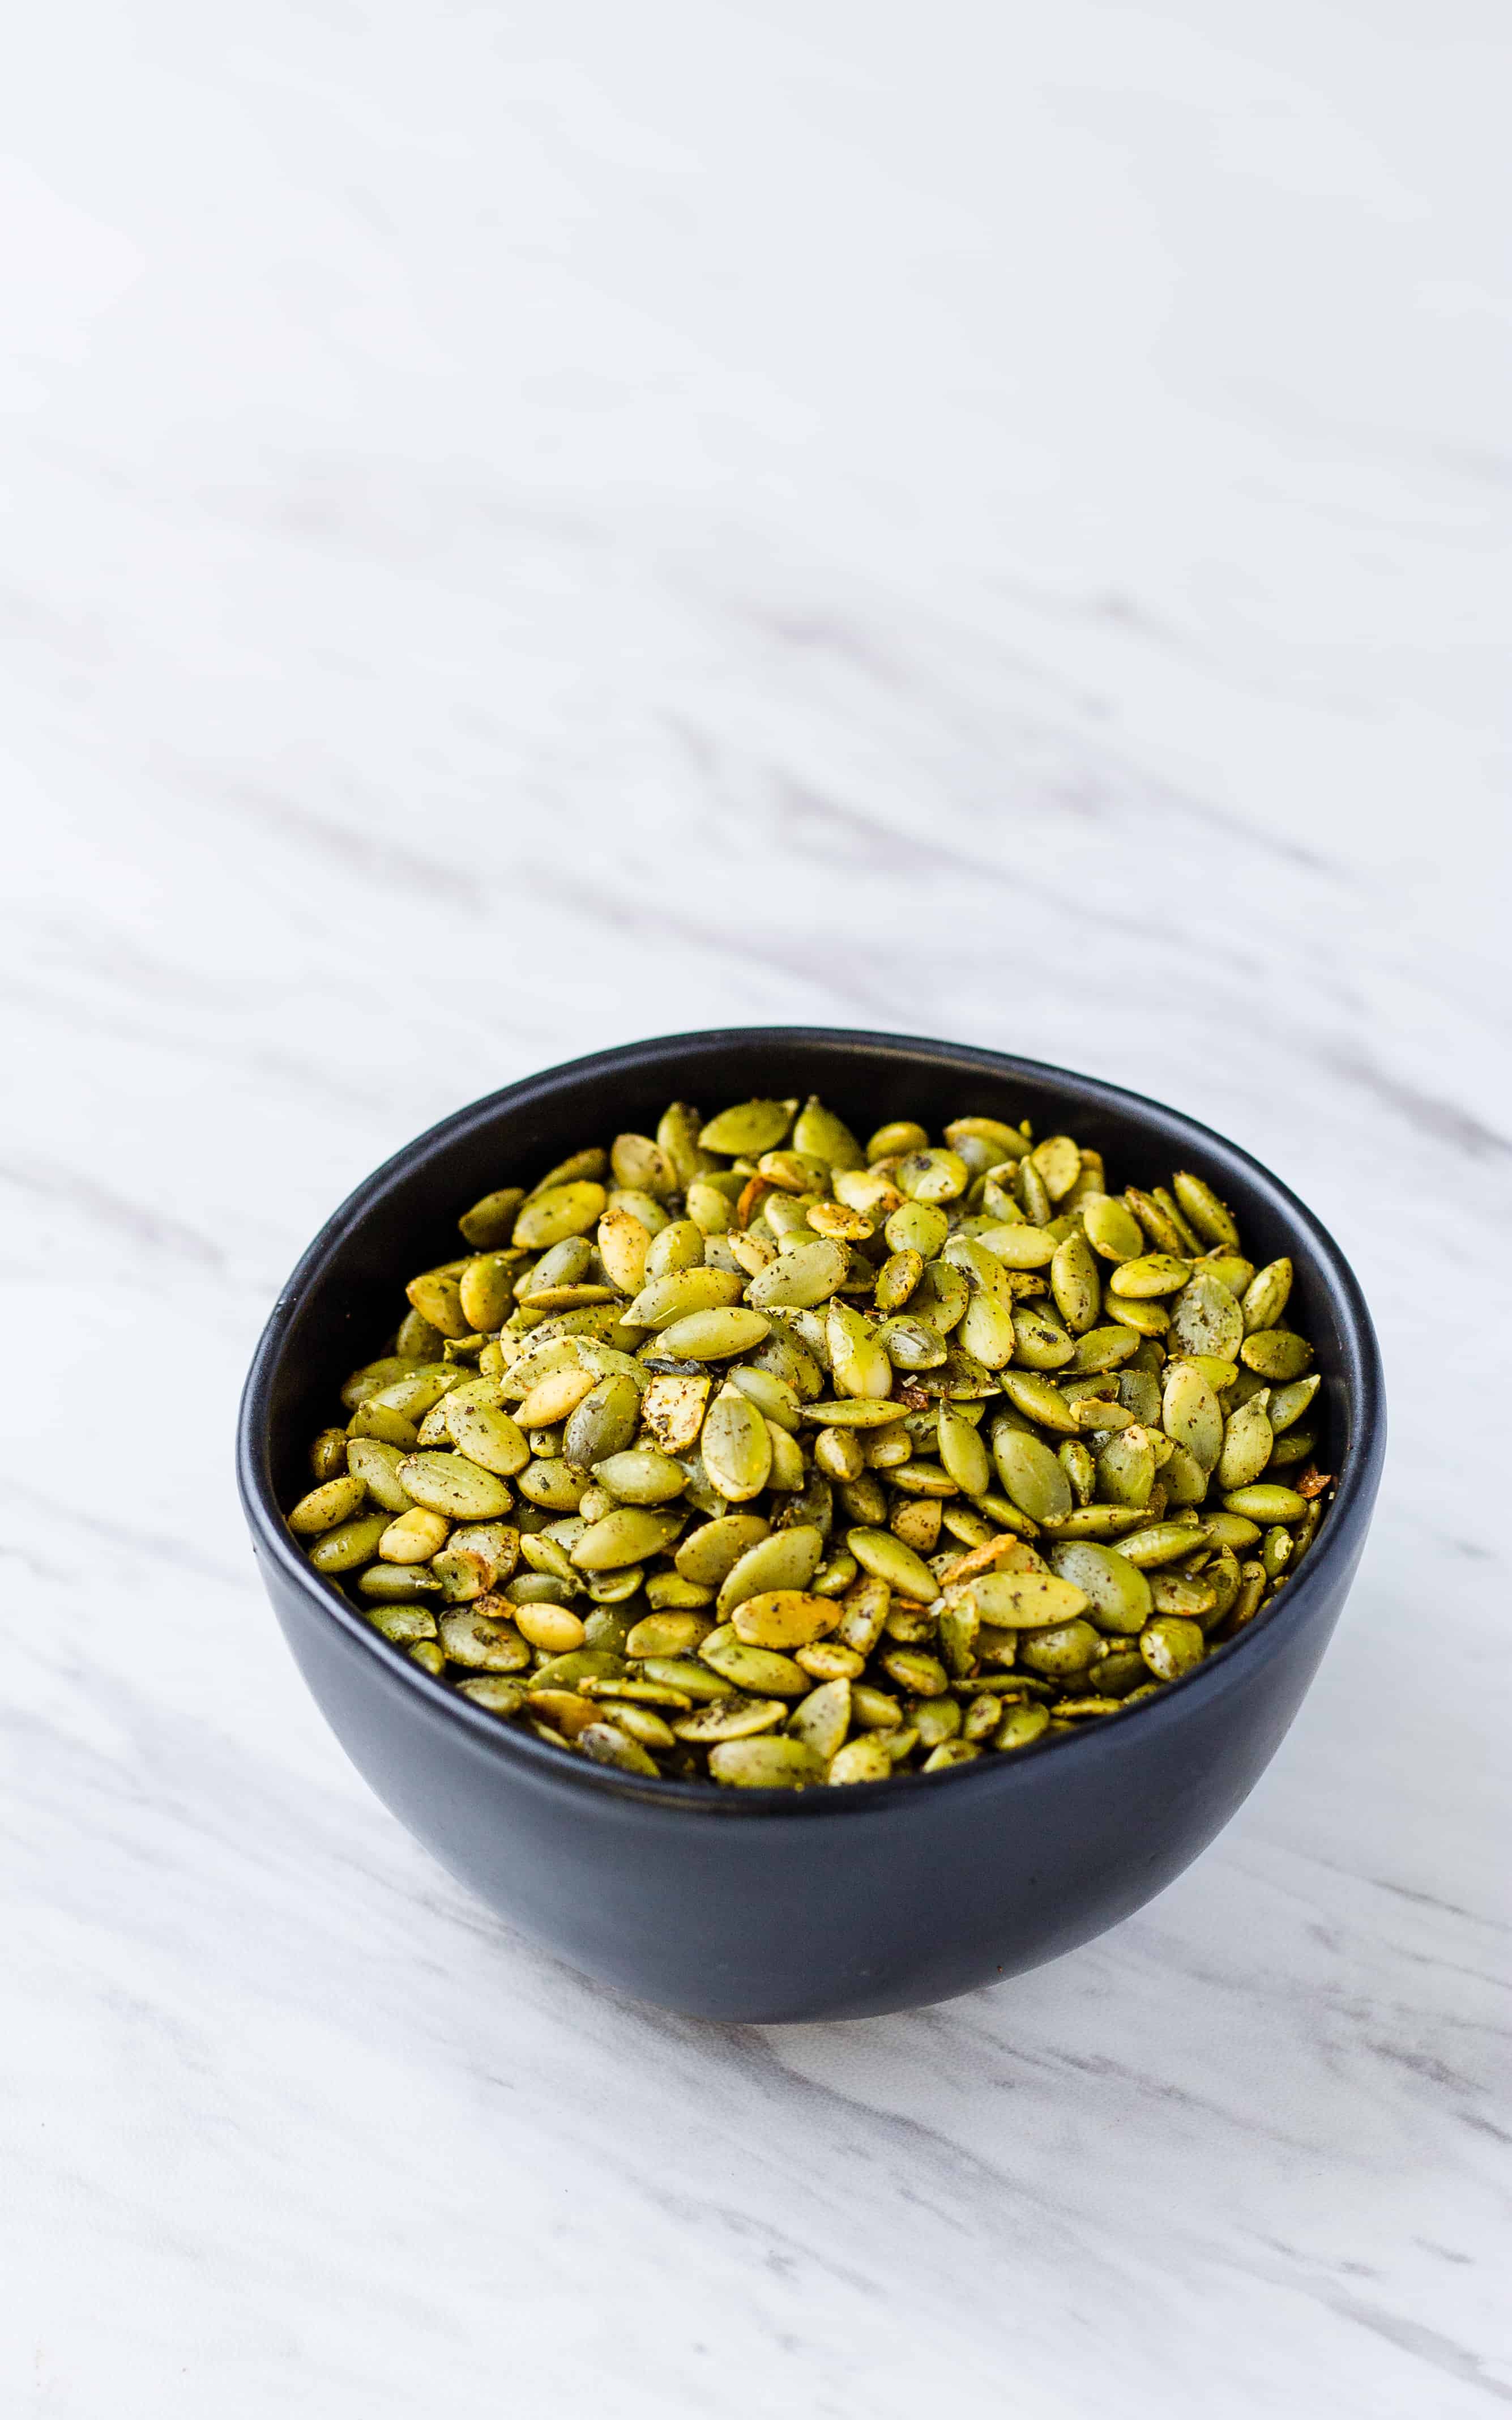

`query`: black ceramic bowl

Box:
[238,1028,1383,2022]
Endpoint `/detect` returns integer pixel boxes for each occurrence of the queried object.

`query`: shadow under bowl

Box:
[237,1027,1384,2022]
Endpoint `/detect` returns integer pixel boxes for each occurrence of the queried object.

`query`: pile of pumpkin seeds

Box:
[288,1096,1334,1790]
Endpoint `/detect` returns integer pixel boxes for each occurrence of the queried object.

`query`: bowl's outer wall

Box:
[240,1029,1385,2022]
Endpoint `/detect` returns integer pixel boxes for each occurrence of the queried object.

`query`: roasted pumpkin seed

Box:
[291,1088,1334,1788]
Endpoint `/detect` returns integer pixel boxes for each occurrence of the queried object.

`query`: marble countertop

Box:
[5,2,1509,2412]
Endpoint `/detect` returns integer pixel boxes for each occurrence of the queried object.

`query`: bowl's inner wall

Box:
[266,1034,1352,1517]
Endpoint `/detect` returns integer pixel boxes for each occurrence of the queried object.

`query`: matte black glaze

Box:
[237,1030,1384,2022]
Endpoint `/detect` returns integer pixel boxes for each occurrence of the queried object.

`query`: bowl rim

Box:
[237,1025,1385,1820]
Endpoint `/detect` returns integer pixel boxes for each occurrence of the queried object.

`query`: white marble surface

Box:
[4,2,1510,2412]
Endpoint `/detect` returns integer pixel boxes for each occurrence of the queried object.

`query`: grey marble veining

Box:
[3,1,1509,2412]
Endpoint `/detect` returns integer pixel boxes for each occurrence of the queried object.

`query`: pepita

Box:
[292,1090,1334,1787]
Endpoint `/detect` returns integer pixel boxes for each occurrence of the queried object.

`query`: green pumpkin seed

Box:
[609,1133,678,1197]
[915,1738,976,1771]
[528,1648,626,1692]
[1048,1540,1153,1631]
[397,1452,514,1522]
[1139,1614,1206,1681]
[1241,1257,1293,1333]
[1168,1275,1244,1362]
[1104,1296,1169,1338]
[697,1100,797,1157]
[883,1201,951,1258]
[1109,1252,1191,1300]
[625,1612,708,1660]
[458,1253,516,1332]
[780,1678,850,1763]
[787,1097,862,1171]
[359,1565,440,1610]
[308,1427,350,1482]
[438,1608,531,1671]
[1217,1393,1274,1492]
[815,1425,865,1482]
[1191,1256,1252,1305]
[1268,1374,1320,1433]
[810,1552,859,1600]
[972,1570,1090,1629]
[515,1458,590,1512]
[1026,1135,1077,1200]
[870,1650,942,1705]
[828,1734,895,1783]
[994,1701,1050,1750]
[846,1682,901,1731]
[951,1291,1011,1369]
[728,1365,802,1431]
[443,1397,532,1477]
[1069,1326,1141,1374]
[874,1249,924,1312]
[1149,1572,1216,1622]
[590,1702,675,1751]
[936,1403,993,1494]
[367,1366,464,1422]
[655,1308,771,1364]
[847,1529,941,1601]
[623,1268,740,1330]
[597,1205,652,1295]
[699,1626,810,1695]
[1221,1484,1309,1522]
[673,1695,787,1742]
[1239,1329,1314,1381]
[1032,1506,1136,1544]
[875,1314,946,1371]
[404,1267,471,1340]
[1161,1363,1223,1473]
[1267,1425,1317,1469]
[673,1512,768,1586]
[1019,1618,1101,1676]
[1011,1306,1075,1370]
[996,1371,1077,1436]
[715,1524,825,1613]
[1118,1520,1208,1569]
[631,1656,729,1703]
[511,1182,608,1251]
[1096,1425,1156,1510]
[458,1188,526,1249]
[793,1398,900,1430]
[651,1101,712,1188]
[708,1736,822,1788]
[642,1218,708,1281]
[288,1472,368,1535]
[1078,1195,1142,1262]
[456,1676,527,1717]
[992,1425,1073,1523]
[377,1506,450,1564]
[1049,1231,1100,1333]
[732,1591,838,1648]
[1171,1171,1239,1250]
[897,1148,969,1203]
[700,1385,774,1501]
[515,1366,599,1430]
[590,1447,688,1505]
[524,1150,608,1202]
[571,1507,684,1570]
[574,1721,658,1776]
[746,1239,851,1310]
[825,1298,893,1396]
[971,1223,1053,1272]
[1158,1442,1207,1507]
[1123,1187,1186,1254]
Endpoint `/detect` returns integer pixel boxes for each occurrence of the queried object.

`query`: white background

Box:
[3,3,1509,2413]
